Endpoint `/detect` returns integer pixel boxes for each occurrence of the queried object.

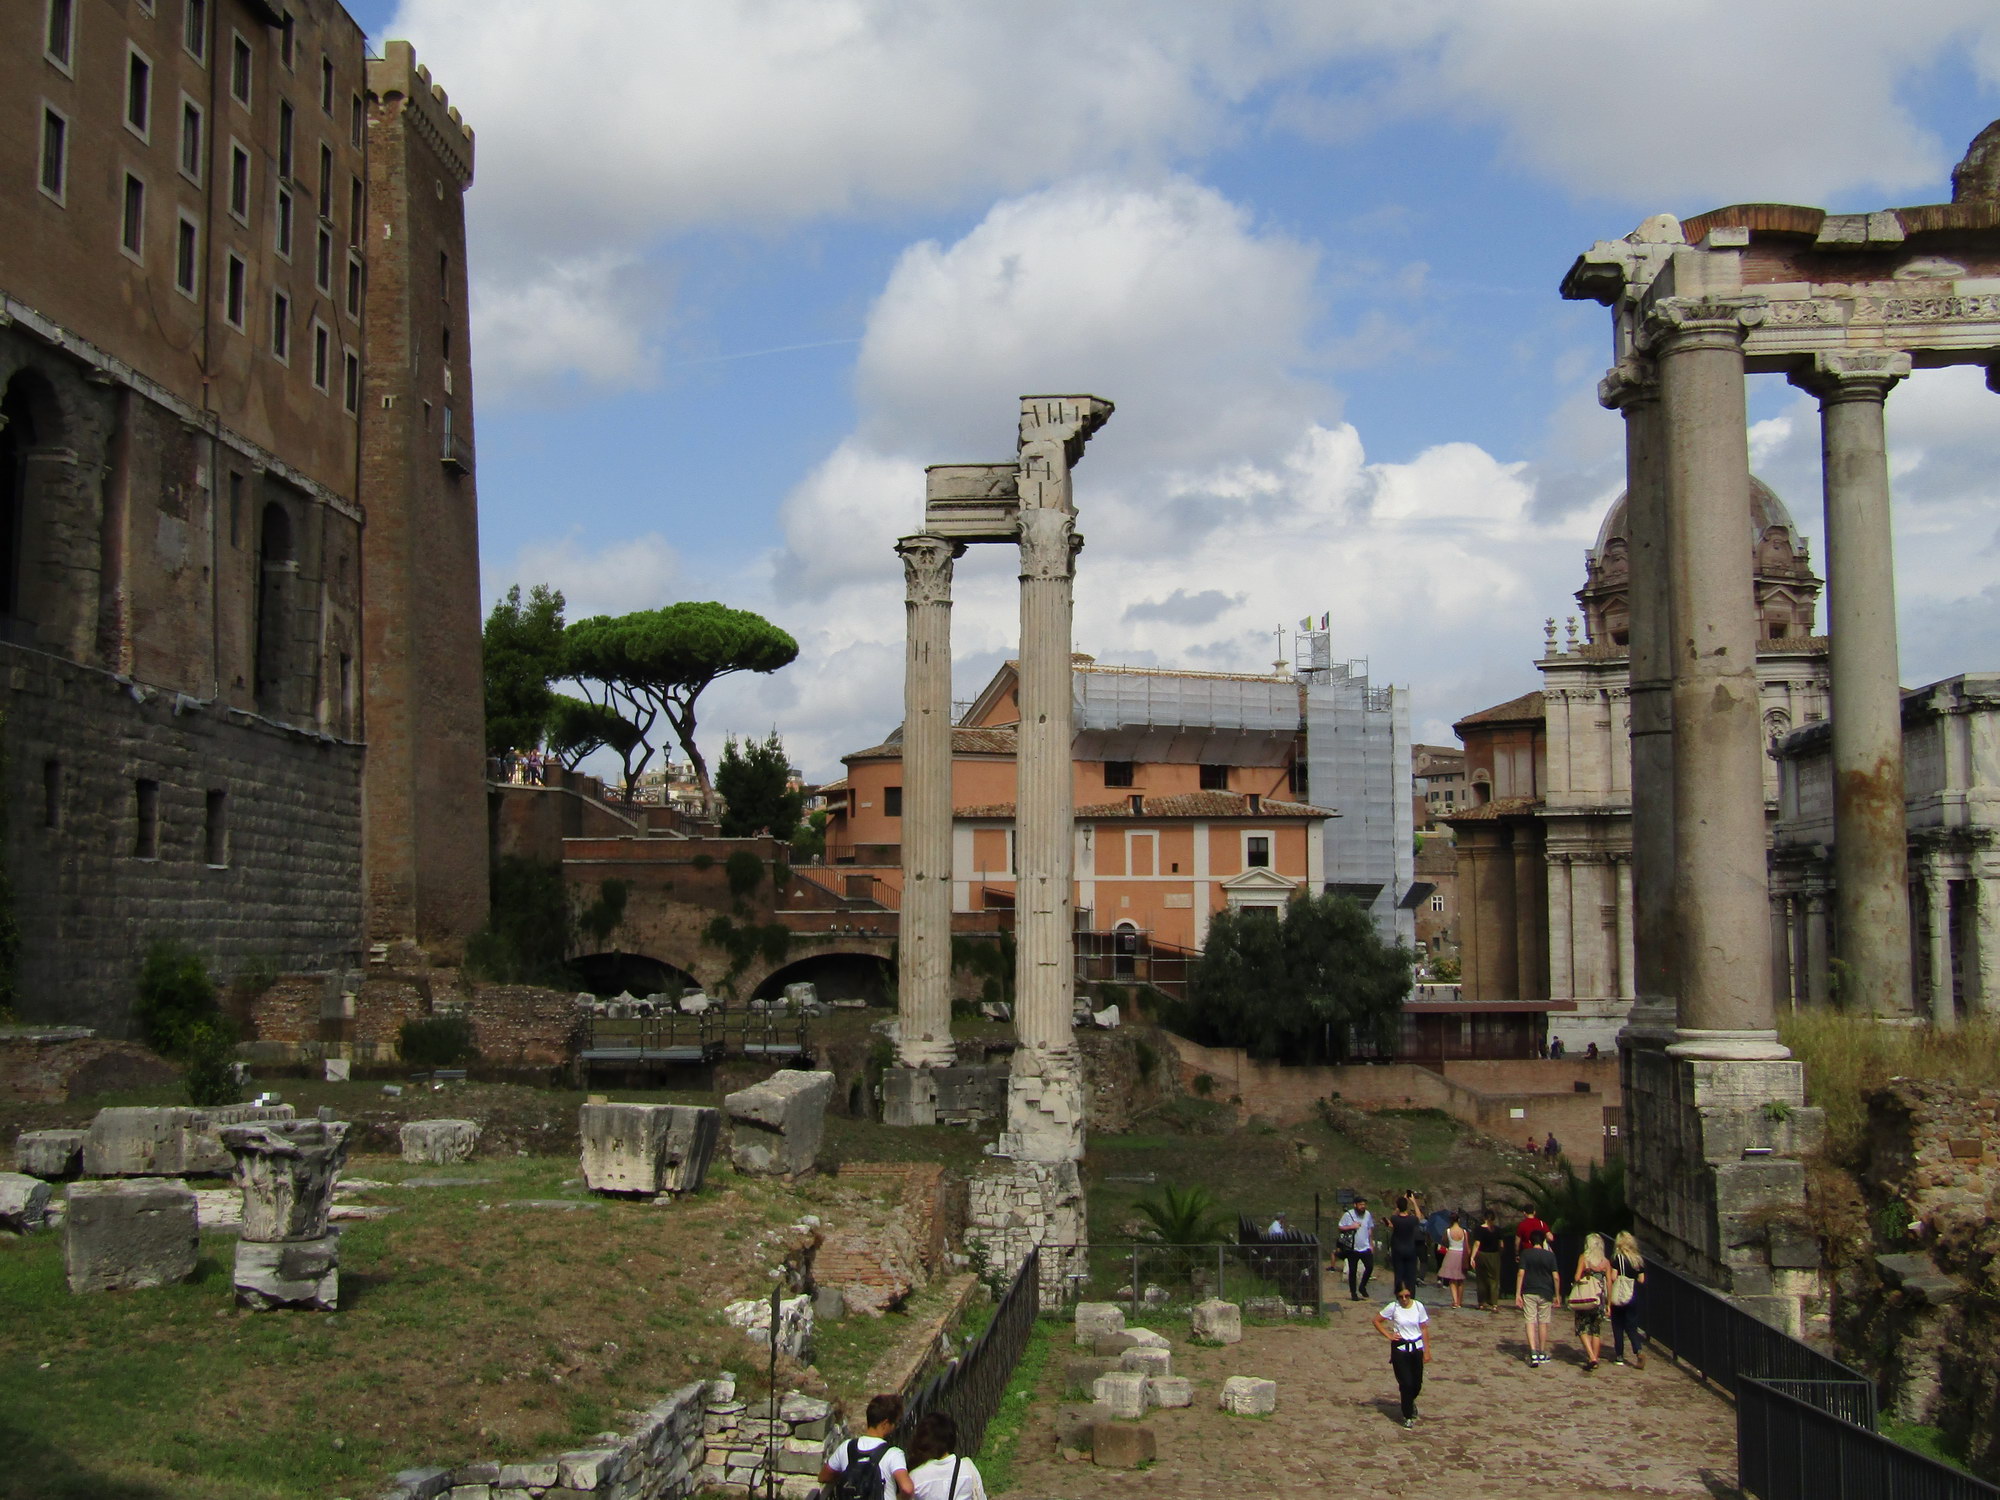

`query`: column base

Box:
[881,1065,1009,1128]
[1621,1044,1829,1338]
[881,1067,937,1128]
[1665,1027,1791,1061]
[966,1156,1086,1305]
[996,1052,1085,1163]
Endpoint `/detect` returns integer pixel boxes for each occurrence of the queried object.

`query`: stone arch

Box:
[750,950,893,1003]
[572,951,699,999]
[0,366,69,637]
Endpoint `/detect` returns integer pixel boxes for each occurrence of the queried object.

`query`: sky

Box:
[349,1,2000,779]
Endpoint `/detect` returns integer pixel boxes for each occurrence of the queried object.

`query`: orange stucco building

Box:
[822,658,1333,954]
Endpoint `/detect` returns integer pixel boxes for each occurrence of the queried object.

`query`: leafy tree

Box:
[564,603,798,804]
[181,1018,241,1106]
[725,849,765,899]
[791,808,829,863]
[547,693,644,772]
[463,856,576,986]
[716,732,804,839]
[1171,893,1410,1064]
[134,939,221,1054]
[482,584,566,757]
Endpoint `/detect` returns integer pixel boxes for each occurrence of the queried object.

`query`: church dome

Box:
[1576,477,1820,648]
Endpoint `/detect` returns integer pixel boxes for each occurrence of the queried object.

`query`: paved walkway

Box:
[1001,1287,1742,1499]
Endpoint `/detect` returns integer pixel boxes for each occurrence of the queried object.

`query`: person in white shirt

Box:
[904,1411,986,1500]
[1372,1284,1433,1429]
[1337,1196,1376,1301]
[818,1394,915,1499]
[1267,1213,1287,1237]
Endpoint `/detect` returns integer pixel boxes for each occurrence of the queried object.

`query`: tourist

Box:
[1514,1205,1549,1255]
[1570,1232,1616,1371]
[1338,1195,1376,1301]
[1424,1199,1453,1283]
[1610,1231,1648,1368]
[1267,1212,1287,1237]
[1372,1282,1433,1429]
[1543,1133,1561,1159]
[1388,1195,1423,1297]
[1437,1210,1469,1309]
[905,1411,986,1500]
[819,1393,915,1499]
[1586,1040,1600,1061]
[1470,1209,1504,1313]
[1515,1228,1562,1366]
[1550,1034,1566,1059]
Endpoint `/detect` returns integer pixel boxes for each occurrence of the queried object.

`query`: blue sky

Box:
[351,2,2000,777]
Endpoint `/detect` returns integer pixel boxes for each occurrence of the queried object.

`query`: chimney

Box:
[1249,793,1263,814]
[1129,794,1144,815]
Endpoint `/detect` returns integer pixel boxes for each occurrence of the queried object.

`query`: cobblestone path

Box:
[1000,1286,1741,1498]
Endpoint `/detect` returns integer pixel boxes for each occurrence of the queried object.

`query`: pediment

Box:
[1220,867,1298,893]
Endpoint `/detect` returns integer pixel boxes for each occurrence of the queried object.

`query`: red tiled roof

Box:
[845,726,1019,761]
[1454,690,1545,729]
[956,792,1334,821]
[1442,796,1543,822]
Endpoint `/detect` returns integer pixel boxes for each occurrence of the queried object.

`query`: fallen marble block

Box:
[1191,1298,1243,1345]
[14,1129,85,1180]
[723,1070,833,1178]
[64,1179,199,1293]
[234,1232,340,1311]
[1091,1371,1149,1420]
[1148,1375,1193,1410]
[1219,1376,1277,1415]
[1125,1327,1171,1349]
[1120,1347,1172,1377]
[578,1103,720,1196]
[399,1118,481,1165]
[1074,1301,1125,1346]
[0,1172,52,1232]
[1091,1421,1156,1468]
[83,1104,296,1177]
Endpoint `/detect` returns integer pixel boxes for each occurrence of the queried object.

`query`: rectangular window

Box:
[439,249,450,299]
[314,226,331,290]
[1199,763,1230,791]
[274,187,293,256]
[883,786,903,818]
[228,470,242,544]
[230,31,251,106]
[184,0,207,63]
[174,214,199,296]
[278,100,294,178]
[126,47,153,140]
[204,790,228,866]
[350,92,363,149]
[43,760,62,830]
[45,0,75,74]
[1103,761,1135,788]
[227,141,250,221]
[1246,834,1272,869]
[39,107,69,203]
[271,290,290,360]
[342,348,359,413]
[348,177,362,245]
[311,321,329,391]
[120,174,146,260]
[279,11,295,70]
[134,779,160,859]
[345,252,362,318]
[179,96,204,181]
[224,253,246,328]
[319,55,334,113]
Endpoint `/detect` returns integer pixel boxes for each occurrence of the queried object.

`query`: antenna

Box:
[1273,625,1288,675]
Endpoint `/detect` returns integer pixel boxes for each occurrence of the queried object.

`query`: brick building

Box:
[1,2,485,1030]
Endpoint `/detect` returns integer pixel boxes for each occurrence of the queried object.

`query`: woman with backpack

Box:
[818,1393,915,1499]
[1609,1230,1647,1368]
[1568,1232,1618,1372]
[904,1411,986,1499]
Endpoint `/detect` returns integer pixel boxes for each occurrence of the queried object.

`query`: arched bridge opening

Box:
[751,952,894,1004]
[572,952,699,999]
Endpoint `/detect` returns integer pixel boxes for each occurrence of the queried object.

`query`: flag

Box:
[1299,617,1311,632]
[1319,612,1330,630]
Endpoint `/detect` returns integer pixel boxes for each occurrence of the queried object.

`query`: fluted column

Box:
[1923,870,1954,1026]
[1601,357,1677,1041]
[1790,350,1915,1017]
[896,533,962,1069]
[1649,295,1786,1059]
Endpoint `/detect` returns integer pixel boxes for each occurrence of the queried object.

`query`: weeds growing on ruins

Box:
[1780,1010,2000,1162]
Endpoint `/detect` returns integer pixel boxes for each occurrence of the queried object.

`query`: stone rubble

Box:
[722,1294,813,1360]
[1091,1420,1156,1468]
[1147,1375,1194,1410]
[1074,1301,1125,1345]
[0,1172,52,1232]
[1092,1370,1150,1420]
[63,1178,199,1292]
[13,1128,85,1180]
[1119,1346,1172,1378]
[398,1118,481,1165]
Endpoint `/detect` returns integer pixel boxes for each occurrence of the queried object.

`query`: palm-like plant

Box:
[1503,1156,1631,1236]
[1131,1183,1234,1246]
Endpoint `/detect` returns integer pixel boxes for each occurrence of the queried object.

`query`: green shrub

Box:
[181,1019,241,1106]
[133,939,220,1055]
[463,855,576,986]
[399,1014,478,1069]
[725,850,764,898]
[1192,1071,1215,1097]
[690,853,715,871]
[773,860,791,891]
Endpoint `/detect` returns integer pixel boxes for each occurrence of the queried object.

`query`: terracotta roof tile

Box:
[846,725,1019,761]
[1453,690,1545,729]
[1442,795,1543,822]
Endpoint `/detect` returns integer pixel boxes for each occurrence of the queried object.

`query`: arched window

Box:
[254,500,294,710]
[0,371,61,628]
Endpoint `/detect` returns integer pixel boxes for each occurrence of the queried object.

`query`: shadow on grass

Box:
[0,1417,173,1500]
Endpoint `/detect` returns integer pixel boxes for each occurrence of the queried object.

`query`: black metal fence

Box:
[1037,1240,1324,1317]
[577,1009,812,1079]
[1235,1216,1325,1314]
[897,1249,1040,1458]
[1738,1378,2000,1500]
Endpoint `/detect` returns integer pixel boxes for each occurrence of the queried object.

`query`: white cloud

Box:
[390,0,2000,398]
[494,530,682,622]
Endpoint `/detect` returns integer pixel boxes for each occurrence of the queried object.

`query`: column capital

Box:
[1641,293,1766,354]
[896,533,963,605]
[1597,355,1658,411]
[1017,507,1081,580]
[1789,349,1911,404]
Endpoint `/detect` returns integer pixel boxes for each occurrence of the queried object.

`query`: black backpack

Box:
[830,1439,887,1500]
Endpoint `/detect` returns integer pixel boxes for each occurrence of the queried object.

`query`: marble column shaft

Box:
[896,534,962,1069]
[1924,871,1955,1026]
[1793,350,1915,1017]
[1650,298,1784,1057]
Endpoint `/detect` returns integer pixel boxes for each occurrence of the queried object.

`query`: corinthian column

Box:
[896,533,962,1070]
[1790,350,1914,1017]
[1648,295,1787,1060]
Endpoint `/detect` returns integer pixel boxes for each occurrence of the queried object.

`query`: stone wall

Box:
[237,972,578,1072]
[0,1029,178,1102]
[3,643,364,1035]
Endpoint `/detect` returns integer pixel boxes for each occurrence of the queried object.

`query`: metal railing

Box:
[1738,1378,2000,1500]
[1040,1239,1323,1317]
[577,1009,813,1077]
[897,1249,1040,1459]
[1237,1216,1326,1314]
[1639,1259,1874,1420]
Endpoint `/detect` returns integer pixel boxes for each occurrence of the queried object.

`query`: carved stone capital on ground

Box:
[895,533,961,607]
[1597,355,1659,411]
[1788,348,1912,404]
[1641,294,1767,353]
[1017,507,1082,581]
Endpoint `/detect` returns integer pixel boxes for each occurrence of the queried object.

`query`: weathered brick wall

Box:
[460,984,582,1068]
[3,644,364,1036]
[1868,1078,1999,1229]
[0,1030,178,1102]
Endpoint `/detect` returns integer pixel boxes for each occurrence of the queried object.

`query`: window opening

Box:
[230,31,251,105]
[126,49,153,138]
[1199,763,1230,791]
[312,323,329,391]
[134,779,160,859]
[319,56,334,113]
[1103,760,1134,787]
[224,253,246,328]
[275,187,293,256]
[228,142,250,221]
[46,0,75,72]
[345,253,362,318]
[350,92,362,148]
[884,786,902,818]
[184,0,207,63]
[40,108,68,202]
[254,502,293,710]
[179,98,203,180]
[271,290,289,360]
[315,226,331,289]
[43,760,62,830]
[348,178,362,245]
[277,100,294,178]
[204,790,228,865]
[1246,834,1271,869]
[279,11,294,69]
[174,214,199,295]
[227,471,242,545]
[342,350,360,413]
[120,174,146,259]
[318,143,332,216]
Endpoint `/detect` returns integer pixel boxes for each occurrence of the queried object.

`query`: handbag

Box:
[1338,1227,1357,1255]
[1567,1274,1604,1311]
[1610,1257,1637,1306]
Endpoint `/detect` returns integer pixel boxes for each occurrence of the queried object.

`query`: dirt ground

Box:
[1001,1277,1742,1500]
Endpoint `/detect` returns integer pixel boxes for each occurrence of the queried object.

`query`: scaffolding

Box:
[1298,640,1413,948]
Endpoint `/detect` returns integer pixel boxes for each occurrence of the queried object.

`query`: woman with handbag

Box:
[1609,1231,1647,1367]
[1568,1232,1617,1371]
[1436,1211,1469,1309]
